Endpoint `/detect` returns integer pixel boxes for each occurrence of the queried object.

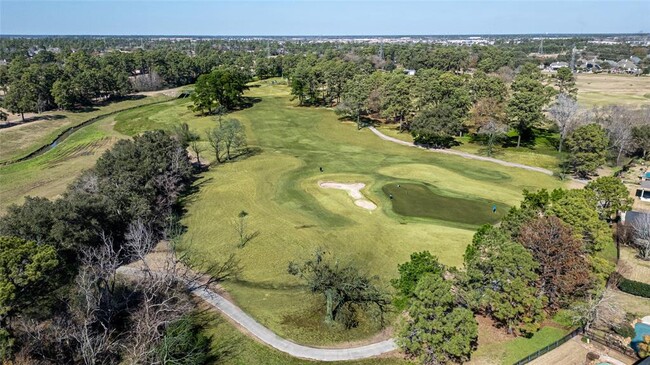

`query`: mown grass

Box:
[472,327,568,365]
[0,98,183,213]
[204,311,409,365]
[1,78,570,361]
[151,79,563,346]
[0,114,124,212]
[0,94,171,164]
[375,125,563,171]
[382,182,508,225]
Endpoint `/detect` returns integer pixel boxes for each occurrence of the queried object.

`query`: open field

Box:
[619,247,650,285]
[470,327,567,365]
[576,73,650,107]
[0,114,123,211]
[0,94,173,164]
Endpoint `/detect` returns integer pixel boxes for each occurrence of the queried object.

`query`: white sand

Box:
[319,182,377,211]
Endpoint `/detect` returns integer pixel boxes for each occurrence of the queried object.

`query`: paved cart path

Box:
[117,266,397,361]
[368,126,555,176]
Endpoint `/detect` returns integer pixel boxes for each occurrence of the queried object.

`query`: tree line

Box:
[393,177,632,364]
[283,177,633,364]
[0,130,241,363]
[282,53,649,176]
[0,48,247,119]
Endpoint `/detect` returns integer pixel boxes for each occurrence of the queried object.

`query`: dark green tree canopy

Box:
[398,273,478,365]
[0,236,59,358]
[462,226,546,335]
[191,66,250,114]
[391,251,444,309]
[585,176,633,220]
[564,124,609,178]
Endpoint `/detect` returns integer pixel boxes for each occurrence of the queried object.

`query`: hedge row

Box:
[618,278,650,298]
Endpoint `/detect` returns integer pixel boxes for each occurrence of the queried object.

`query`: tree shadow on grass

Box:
[237,97,262,110]
[192,310,244,363]
[176,175,215,217]
[336,115,380,130]
[0,114,66,129]
[230,279,306,291]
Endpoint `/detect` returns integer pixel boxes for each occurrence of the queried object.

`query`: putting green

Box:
[19,78,560,346]
[171,79,563,345]
[382,182,508,225]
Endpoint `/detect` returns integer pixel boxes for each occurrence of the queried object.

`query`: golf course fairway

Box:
[106,78,565,346]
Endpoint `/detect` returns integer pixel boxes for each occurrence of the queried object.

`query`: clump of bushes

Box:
[612,323,636,339]
[618,278,650,298]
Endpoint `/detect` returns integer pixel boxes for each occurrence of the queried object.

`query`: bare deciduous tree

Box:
[207,127,224,164]
[125,220,157,274]
[569,289,621,331]
[189,140,205,165]
[548,93,581,153]
[632,213,650,260]
[70,234,122,365]
[232,210,259,248]
[597,106,638,165]
[477,119,509,157]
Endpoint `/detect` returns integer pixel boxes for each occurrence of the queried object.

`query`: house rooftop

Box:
[624,210,650,225]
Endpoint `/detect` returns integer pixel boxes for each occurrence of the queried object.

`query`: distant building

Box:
[404,69,416,76]
[578,57,602,72]
[601,59,619,68]
[617,59,639,73]
[549,61,569,71]
[630,56,641,64]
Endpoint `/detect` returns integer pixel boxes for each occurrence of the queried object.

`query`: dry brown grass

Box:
[619,247,650,285]
[576,73,650,107]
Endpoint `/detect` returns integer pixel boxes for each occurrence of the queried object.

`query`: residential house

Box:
[549,61,569,71]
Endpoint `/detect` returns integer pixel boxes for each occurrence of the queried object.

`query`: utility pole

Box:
[538,38,544,55]
[570,43,577,72]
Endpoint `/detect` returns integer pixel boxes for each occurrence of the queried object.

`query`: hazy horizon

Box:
[1,1,648,36]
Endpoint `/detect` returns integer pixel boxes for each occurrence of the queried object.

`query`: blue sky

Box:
[1,1,649,36]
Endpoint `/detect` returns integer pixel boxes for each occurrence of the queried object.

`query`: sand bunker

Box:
[319,182,377,211]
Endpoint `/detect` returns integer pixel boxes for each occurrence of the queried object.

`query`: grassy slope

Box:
[126,79,561,346]
[205,311,410,365]
[0,95,170,164]
[0,114,124,211]
[0,99,182,213]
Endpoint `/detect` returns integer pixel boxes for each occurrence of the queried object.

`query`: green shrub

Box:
[612,323,636,339]
[618,278,650,298]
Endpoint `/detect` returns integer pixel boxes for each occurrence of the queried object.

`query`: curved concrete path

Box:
[192,286,397,361]
[368,126,555,176]
[117,266,397,361]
